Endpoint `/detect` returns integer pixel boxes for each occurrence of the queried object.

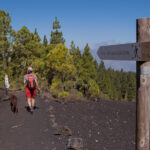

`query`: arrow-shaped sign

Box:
[97,41,150,61]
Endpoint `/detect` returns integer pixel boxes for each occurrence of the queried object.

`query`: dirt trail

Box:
[0,89,136,150]
[0,90,58,150]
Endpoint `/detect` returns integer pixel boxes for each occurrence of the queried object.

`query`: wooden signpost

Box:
[97,18,150,150]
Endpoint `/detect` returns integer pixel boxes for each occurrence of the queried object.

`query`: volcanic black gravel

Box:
[0,89,136,150]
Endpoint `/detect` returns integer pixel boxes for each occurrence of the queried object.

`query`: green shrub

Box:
[64,80,75,91]
[50,77,62,97]
[58,91,69,99]
[10,76,25,90]
[88,80,100,97]
[75,91,83,101]
[99,92,109,100]
[68,89,83,101]
[0,70,5,87]
[39,79,49,92]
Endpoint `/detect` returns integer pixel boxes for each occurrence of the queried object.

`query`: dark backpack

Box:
[26,74,36,90]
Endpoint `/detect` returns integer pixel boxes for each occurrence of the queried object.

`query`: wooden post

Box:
[136,18,150,150]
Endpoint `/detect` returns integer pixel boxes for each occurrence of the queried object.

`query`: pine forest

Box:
[0,10,136,101]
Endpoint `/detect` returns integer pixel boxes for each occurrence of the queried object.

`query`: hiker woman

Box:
[24,67,40,113]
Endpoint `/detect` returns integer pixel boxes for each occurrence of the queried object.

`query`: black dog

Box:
[10,95,18,113]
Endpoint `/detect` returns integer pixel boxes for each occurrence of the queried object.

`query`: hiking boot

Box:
[30,107,34,114]
[25,106,30,112]
[33,106,37,110]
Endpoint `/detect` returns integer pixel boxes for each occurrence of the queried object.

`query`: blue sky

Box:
[1,0,150,71]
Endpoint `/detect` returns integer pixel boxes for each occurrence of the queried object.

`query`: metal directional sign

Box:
[97,41,150,61]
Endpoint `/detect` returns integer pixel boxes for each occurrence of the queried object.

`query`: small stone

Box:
[123,121,127,123]
[44,128,48,132]
[45,99,49,103]
[95,139,99,143]
[54,125,72,136]
[52,122,58,128]
[49,114,55,118]
[67,137,83,149]
[51,118,56,123]
[49,105,54,113]
[51,141,55,145]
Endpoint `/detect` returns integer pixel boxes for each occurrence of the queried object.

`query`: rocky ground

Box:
[0,89,136,150]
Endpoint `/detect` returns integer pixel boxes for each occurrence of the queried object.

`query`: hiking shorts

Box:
[26,87,36,98]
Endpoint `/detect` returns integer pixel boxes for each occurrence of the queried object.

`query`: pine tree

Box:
[46,44,76,94]
[0,10,12,78]
[11,26,42,79]
[50,17,65,45]
[97,61,111,97]
[107,67,117,99]
[79,43,99,95]
[43,35,48,47]
[98,60,106,72]
[113,71,122,99]
[127,72,136,101]
[70,41,82,69]
[70,41,82,90]
[119,69,128,99]
[33,28,41,42]
[97,60,106,89]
